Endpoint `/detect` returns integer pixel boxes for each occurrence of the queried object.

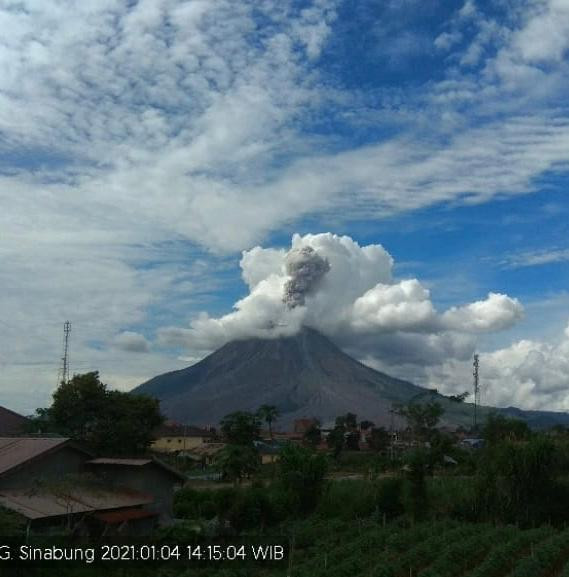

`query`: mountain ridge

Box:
[133,327,569,429]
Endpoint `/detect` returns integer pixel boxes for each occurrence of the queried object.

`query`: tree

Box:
[482,413,530,445]
[35,372,164,455]
[49,372,108,439]
[327,423,346,459]
[393,400,444,443]
[91,391,164,455]
[346,431,360,451]
[369,427,390,452]
[476,435,558,525]
[278,444,328,513]
[344,412,358,430]
[215,444,260,483]
[303,424,322,447]
[360,420,375,431]
[257,405,279,439]
[447,392,469,403]
[220,411,261,446]
[402,448,431,522]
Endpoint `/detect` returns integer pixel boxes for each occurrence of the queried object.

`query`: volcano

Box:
[134,327,473,428]
[133,327,569,429]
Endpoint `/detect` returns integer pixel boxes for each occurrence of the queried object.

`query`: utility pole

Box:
[58,321,71,385]
[473,353,480,431]
[389,408,395,461]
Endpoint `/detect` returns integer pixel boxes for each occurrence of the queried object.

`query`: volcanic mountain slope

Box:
[134,327,486,428]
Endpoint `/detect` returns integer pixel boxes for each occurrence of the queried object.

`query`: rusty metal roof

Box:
[185,443,225,456]
[94,508,157,524]
[0,407,30,436]
[0,437,78,477]
[88,458,152,466]
[0,486,154,520]
[154,423,216,438]
[87,457,186,481]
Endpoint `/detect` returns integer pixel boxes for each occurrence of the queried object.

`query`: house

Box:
[0,438,155,535]
[0,484,156,536]
[460,438,485,450]
[293,418,319,435]
[253,440,284,464]
[0,406,30,436]
[0,437,185,535]
[181,442,226,467]
[151,422,216,454]
[86,458,186,523]
[0,437,92,491]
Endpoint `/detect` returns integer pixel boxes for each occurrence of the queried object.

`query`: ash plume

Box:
[283,246,330,308]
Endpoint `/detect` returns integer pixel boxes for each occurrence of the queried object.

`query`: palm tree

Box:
[257,405,279,439]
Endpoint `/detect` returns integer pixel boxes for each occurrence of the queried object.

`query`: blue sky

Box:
[1,0,569,415]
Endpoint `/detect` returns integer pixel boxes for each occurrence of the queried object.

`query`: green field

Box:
[171,518,569,577]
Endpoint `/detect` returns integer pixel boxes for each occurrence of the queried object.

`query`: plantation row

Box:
[280,520,569,577]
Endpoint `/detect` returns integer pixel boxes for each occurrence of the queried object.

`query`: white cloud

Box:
[425,322,569,411]
[1,0,569,414]
[512,0,569,64]
[434,30,463,51]
[160,233,524,366]
[500,248,569,268]
[441,292,524,332]
[113,331,150,353]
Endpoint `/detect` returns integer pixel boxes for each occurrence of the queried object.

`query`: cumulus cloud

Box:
[159,233,524,365]
[441,292,524,332]
[425,321,569,411]
[2,0,569,415]
[113,331,150,353]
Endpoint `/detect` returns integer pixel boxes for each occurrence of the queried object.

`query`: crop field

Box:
[278,519,569,577]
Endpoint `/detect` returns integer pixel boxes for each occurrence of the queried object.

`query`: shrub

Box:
[278,444,328,514]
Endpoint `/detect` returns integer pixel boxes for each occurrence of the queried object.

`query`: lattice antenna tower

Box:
[473,353,480,429]
[58,321,72,385]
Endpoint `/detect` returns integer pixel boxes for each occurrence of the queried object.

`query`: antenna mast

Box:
[473,353,480,430]
[58,321,72,385]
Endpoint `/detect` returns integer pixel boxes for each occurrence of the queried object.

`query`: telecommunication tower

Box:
[473,353,480,429]
[57,321,72,385]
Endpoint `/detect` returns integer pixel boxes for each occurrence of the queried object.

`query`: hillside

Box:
[133,327,509,428]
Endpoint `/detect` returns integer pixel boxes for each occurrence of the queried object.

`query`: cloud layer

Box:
[2,0,569,414]
[426,322,569,412]
[159,232,524,361]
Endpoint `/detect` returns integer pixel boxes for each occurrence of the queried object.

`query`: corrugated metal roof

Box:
[88,458,152,466]
[0,407,30,436]
[0,437,71,476]
[183,443,225,457]
[87,457,186,480]
[154,423,216,438]
[94,508,157,524]
[0,487,154,520]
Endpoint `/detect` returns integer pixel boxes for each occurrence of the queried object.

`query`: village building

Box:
[86,458,185,523]
[0,437,185,535]
[293,418,319,435]
[150,422,216,453]
[0,405,30,436]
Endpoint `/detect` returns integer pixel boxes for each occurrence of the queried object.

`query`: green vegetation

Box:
[219,410,261,445]
[257,404,280,439]
[19,401,569,577]
[216,443,261,483]
[28,371,163,455]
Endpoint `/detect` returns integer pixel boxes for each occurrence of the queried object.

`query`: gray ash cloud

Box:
[283,246,330,308]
